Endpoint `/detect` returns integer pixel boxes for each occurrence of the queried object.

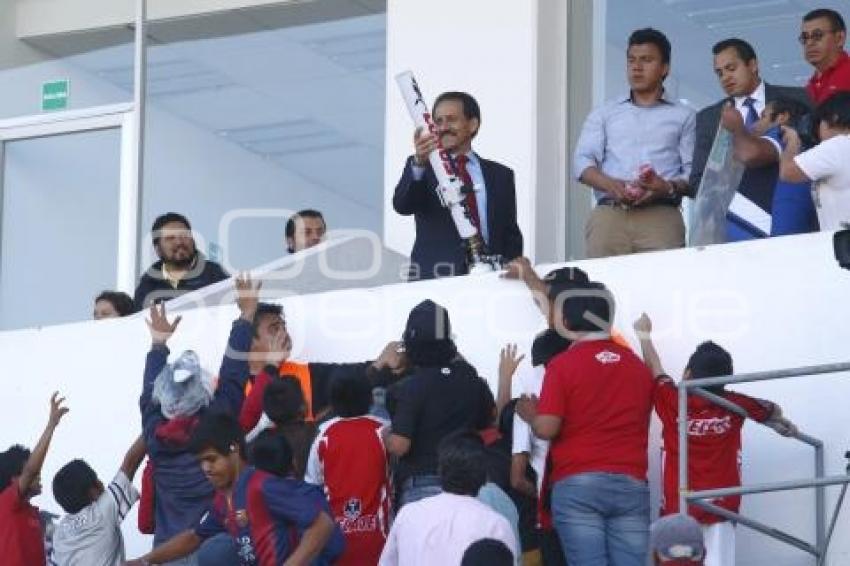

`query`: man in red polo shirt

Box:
[0,392,68,566]
[518,281,655,566]
[801,8,850,104]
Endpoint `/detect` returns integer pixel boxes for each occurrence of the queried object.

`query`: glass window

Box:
[134,8,385,274]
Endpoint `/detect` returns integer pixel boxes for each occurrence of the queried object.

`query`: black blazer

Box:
[393,154,523,281]
[689,83,811,211]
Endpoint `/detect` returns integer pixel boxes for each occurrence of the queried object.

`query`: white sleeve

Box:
[795,139,840,182]
[512,414,532,456]
[245,412,273,443]
[104,471,140,523]
[303,432,325,486]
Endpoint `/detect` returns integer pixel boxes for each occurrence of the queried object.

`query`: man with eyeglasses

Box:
[801,8,850,104]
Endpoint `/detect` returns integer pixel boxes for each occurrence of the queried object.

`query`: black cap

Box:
[544,266,590,300]
[402,300,452,343]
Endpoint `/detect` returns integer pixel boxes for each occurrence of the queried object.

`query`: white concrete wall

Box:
[383,0,538,261]
[1,232,848,563]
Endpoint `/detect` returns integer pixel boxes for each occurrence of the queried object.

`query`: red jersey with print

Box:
[807,51,850,104]
[195,467,343,566]
[537,339,655,484]
[305,415,391,566]
[0,480,46,566]
[654,375,774,524]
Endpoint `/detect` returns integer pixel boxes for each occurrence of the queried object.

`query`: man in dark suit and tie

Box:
[690,38,810,241]
[393,91,523,281]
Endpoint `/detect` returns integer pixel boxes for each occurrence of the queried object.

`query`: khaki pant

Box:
[585,204,685,259]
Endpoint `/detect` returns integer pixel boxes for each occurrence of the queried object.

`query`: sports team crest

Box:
[344,498,362,520]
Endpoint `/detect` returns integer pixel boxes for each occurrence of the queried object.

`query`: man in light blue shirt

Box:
[574,28,695,259]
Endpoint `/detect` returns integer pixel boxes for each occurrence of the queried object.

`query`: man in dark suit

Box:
[690,38,810,241]
[393,91,523,281]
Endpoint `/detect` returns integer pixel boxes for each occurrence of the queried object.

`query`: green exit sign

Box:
[41,79,70,111]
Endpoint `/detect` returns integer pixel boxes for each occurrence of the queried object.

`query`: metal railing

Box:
[677,362,850,565]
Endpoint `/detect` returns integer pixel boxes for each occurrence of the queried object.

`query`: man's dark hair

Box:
[803,8,846,32]
[0,445,30,491]
[190,411,246,459]
[461,538,514,566]
[712,38,757,63]
[330,374,373,418]
[52,460,99,514]
[249,430,294,477]
[628,28,672,65]
[434,91,481,136]
[285,209,325,252]
[767,97,809,126]
[151,212,192,247]
[438,431,487,496]
[251,302,284,339]
[263,376,306,425]
[558,281,615,333]
[814,92,850,130]
[687,341,733,394]
[94,291,135,316]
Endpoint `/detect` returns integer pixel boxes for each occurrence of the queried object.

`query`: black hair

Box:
[0,445,30,491]
[437,430,487,496]
[712,38,758,63]
[151,212,192,247]
[434,91,481,137]
[285,209,326,253]
[249,430,294,477]
[52,460,99,514]
[686,341,733,394]
[767,97,809,126]
[558,281,615,333]
[814,92,850,130]
[628,28,672,65]
[251,302,284,339]
[94,290,135,316]
[263,376,306,425]
[461,538,514,566]
[330,374,373,418]
[190,411,246,459]
[803,8,846,32]
[404,339,458,367]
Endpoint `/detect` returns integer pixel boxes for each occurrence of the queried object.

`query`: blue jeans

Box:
[197,533,238,566]
[400,474,442,507]
[551,472,649,566]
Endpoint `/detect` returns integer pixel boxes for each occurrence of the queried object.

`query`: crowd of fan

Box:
[1,259,800,566]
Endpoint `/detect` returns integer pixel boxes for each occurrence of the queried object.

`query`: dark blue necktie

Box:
[743,97,759,131]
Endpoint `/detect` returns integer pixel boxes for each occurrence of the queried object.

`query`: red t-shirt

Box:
[807,51,850,104]
[305,416,391,566]
[654,375,773,524]
[0,480,46,566]
[537,339,655,484]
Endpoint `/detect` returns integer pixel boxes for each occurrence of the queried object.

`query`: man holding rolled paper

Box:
[393,89,523,281]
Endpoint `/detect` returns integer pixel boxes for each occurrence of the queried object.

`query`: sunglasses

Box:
[798,29,835,44]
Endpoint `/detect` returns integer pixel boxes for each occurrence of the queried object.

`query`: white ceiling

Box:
[49,1,387,213]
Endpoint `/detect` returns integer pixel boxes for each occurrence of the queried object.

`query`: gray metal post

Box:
[678,382,688,515]
[687,474,850,499]
[132,0,147,282]
[815,441,826,550]
[681,362,850,390]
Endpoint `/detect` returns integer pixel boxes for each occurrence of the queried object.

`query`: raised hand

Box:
[146,302,182,346]
[373,341,409,375]
[413,127,438,166]
[235,272,262,321]
[47,391,69,429]
[501,256,533,281]
[633,313,652,338]
[498,343,526,383]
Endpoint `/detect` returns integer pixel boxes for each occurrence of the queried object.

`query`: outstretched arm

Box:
[501,257,549,320]
[633,313,666,378]
[496,344,525,417]
[120,435,147,482]
[126,530,202,565]
[282,511,335,566]
[18,393,68,496]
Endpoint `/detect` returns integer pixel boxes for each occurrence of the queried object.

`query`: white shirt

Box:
[794,134,850,231]
[511,368,549,495]
[51,471,139,566]
[733,80,766,120]
[378,492,517,566]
